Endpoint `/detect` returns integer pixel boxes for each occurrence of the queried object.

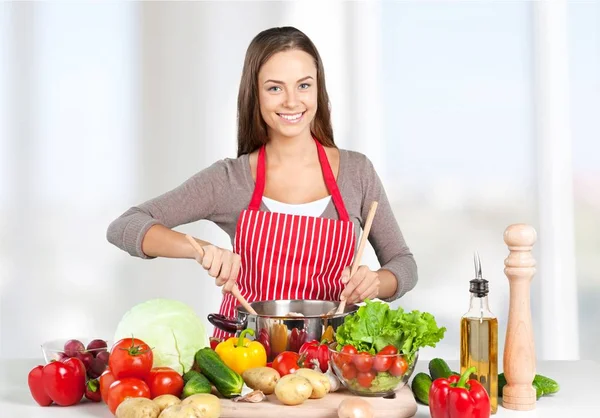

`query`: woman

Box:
[107,26,418,339]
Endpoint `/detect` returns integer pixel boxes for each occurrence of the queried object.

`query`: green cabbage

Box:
[113,299,209,374]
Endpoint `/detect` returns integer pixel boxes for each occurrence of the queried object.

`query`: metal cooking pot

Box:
[208,299,358,361]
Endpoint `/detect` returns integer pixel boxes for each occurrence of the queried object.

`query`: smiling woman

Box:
[106,26,419,341]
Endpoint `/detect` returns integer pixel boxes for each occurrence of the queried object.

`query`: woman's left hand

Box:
[339,265,380,304]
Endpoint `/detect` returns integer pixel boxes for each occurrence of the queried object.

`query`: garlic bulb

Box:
[325,363,341,392]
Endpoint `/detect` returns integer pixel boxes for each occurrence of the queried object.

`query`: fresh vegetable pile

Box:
[332,300,446,393]
[26,298,457,417]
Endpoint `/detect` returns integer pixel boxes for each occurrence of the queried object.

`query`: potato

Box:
[274,374,312,406]
[153,394,181,412]
[159,404,205,418]
[242,367,281,395]
[294,368,331,399]
[116,397,160,418]
[180,393,221,418]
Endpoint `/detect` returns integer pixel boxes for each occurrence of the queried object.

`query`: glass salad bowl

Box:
[328,342,419,397]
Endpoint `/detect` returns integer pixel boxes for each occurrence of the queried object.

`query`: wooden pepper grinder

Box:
[502,224,537,410]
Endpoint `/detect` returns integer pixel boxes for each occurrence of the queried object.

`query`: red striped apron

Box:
[213,139,356,339]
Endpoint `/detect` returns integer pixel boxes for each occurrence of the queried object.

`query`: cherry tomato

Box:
[271,351,301,376]
[99,369,116,404]
[109,337,153,380]
[378,345,398,356]
[340,345,358,356]
[357,370,376,388]
[339,344,358,365]
[389,356,408,377]
[106,377,150,414]
[373,353,392,372]
[146,367,184,398]
[341,362,357,380]
[352,352,374,373]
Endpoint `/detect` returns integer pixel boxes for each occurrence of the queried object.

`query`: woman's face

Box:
[258,49,318,141]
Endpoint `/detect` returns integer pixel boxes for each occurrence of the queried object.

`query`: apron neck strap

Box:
[248,137,350,222]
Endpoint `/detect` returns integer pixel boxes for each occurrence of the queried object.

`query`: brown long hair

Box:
[237,27,335,157]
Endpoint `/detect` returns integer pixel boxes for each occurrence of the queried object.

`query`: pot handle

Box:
[207,314,246,334]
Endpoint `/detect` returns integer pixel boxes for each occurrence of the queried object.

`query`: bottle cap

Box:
[470,251,489,297]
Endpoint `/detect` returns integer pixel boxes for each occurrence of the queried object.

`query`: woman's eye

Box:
[268,86,281,92]
[299,83,311,89]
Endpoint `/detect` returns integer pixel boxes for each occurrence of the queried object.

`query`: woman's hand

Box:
[339,265,380,304]
[194,244,241,293]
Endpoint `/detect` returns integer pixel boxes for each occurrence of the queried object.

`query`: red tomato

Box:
[109,338,153,380]
[341,362,357,380]
[339,344,358,365]
[271,351,301,376]
[146,367,184,398]
[352,352,374,373]
[107,378,150,414]
[357,370,375,388]
[340,345,357,356]
[373,353,392,372]
[389,357,408,377]
[99,369,116,404]
[379,345,398,356]
[373,345,399,372]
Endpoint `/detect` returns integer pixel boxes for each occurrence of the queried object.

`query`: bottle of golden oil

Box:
[460,252,498,414]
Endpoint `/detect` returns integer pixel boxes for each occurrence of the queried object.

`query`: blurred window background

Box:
[1,1,597,362]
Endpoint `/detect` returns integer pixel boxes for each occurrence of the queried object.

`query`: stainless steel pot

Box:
[208,299,358,361]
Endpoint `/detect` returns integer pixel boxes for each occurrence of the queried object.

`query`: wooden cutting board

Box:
[219,386,417,418]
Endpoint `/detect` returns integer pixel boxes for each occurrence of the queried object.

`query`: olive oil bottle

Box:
[460,252,498,414]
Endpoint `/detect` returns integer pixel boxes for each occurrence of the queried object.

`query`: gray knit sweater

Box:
[106,149,418,302]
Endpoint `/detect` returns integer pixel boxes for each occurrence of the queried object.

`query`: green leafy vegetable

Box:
[113,299,209,374]
[335,300,446,363]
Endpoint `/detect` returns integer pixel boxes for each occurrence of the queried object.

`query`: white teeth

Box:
[279,112,303,121]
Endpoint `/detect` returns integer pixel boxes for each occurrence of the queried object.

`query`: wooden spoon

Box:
[185,234,258,315]
[334,201,379,315]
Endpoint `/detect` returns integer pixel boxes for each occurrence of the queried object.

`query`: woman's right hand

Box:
[193,244,241,293]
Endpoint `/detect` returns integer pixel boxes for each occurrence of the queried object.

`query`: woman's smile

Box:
[277,111,306,124]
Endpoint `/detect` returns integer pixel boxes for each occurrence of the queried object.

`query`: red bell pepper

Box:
[289,328,307,353]
[85,378,102,402]
[257,328,271,359]
[28,365,53,406]
[429,366,490,418]
[299,339,330,373]
[209,337,222,350]
[28,357,86,407]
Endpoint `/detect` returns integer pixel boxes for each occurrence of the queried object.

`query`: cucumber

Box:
[498,373,544,399]
[194,347,243,398]
[182,369,202,384]
[411,372,433,405]
[182,373,212,398]
[429,358,453,380]
[534,374,560,395]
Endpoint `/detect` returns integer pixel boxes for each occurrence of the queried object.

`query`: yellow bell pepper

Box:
[321,325,334,343]
[215,329,267,375]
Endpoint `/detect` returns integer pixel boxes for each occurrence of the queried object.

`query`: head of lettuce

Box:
[113,299,209,374]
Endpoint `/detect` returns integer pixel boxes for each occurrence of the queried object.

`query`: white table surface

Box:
[1,358,598,417]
